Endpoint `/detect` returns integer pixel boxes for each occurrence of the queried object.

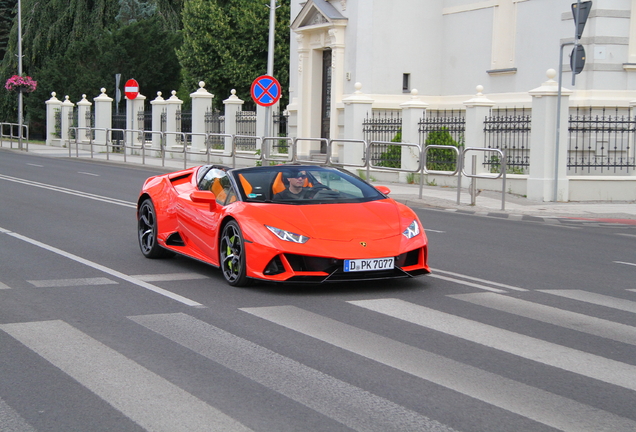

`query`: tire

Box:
[219,221,251,287]
[138,198,174,259]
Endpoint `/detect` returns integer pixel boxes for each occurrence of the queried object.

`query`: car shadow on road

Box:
[244,276,433,297]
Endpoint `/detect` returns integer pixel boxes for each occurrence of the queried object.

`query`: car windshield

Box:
[231,166,386,204]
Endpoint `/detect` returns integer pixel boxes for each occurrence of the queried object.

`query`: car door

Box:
[175,168,234,264]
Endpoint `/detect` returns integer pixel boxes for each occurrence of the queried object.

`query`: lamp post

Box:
[264,0,278,139]
[17,0,24,150]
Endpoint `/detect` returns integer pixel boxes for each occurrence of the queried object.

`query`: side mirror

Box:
[376,186,391,195]
[190,191,217,211]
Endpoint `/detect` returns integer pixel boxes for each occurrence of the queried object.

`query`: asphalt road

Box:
[1,149,635,432]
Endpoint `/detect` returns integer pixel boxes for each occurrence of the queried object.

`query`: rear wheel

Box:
[220,221,250,286]
[138,198,174,258]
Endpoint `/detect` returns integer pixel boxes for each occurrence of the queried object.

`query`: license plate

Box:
[344,257,395,272]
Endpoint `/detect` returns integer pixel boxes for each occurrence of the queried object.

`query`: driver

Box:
[273,169,313,200]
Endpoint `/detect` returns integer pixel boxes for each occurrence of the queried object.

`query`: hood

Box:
[260,200,402,241]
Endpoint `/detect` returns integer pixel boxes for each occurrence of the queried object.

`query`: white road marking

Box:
[0,226,203,307]
[450,292,636,345]
[27,277,118,287]
[77,171,100,176]
[0,281,11,290]
[26,163,43,167]
[427,274,507,293]
[0,320,251,432]
[349,298,636,391]
[615,261,636,267]
[240,305,636,432]
[0,397,37,432]
[131,273,209,282]
[539,289,636,314]
[131,312,458,432]
[0,173,136,208]
[431,268,527,291]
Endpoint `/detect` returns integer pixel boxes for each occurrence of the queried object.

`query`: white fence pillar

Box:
[463,85,495,175]
[399,89,428,181]
[150,92,166,151]
[93,88,113,146]
[45,92,62,146]
[224,89,244,155]
[190,81,214,156]
[342,82,374,166]
[76,94,92,147]
[528,69,572,202]
[126,93,146,151]
[60,96,75,146]
[165,90,183,152]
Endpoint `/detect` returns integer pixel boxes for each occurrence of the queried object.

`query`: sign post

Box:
[554,1,592,201]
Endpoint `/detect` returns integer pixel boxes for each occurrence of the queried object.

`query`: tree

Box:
[178,0,290,110]
[0,0,16,61]
[116,0,157,25]
[0,0,183,137]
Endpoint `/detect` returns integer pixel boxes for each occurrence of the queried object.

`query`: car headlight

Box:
[402,220,420,239]
[266,225,309,244]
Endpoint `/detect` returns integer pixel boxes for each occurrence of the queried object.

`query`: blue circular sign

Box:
[251,75,281,107]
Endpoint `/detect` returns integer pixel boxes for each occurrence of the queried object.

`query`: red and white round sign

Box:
[125,79,139,99]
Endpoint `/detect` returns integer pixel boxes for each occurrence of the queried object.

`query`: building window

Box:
[402,73,410,92]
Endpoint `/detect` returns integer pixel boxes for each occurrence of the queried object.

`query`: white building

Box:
[287,0,636,142]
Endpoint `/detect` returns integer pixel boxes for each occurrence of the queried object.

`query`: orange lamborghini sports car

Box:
[137,164,430,286]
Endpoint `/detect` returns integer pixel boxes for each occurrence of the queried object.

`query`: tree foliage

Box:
[0,0,291,138]
[0,0,183,137]
[178,0,290,109]
[425,128,464,171]
[116,0,157,25]
[0,0,17,61]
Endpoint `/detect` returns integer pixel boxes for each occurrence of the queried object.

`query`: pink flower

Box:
[4,75,38,93]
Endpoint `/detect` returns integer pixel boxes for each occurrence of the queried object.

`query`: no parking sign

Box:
[250,75,281,107]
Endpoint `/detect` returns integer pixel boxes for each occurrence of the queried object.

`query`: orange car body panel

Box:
[138,166,430,283]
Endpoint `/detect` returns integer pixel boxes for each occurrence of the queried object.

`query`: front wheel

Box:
[219,221,250,287]
[138,198,174,258]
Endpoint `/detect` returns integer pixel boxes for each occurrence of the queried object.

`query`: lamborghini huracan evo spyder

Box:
[137,164,430,286]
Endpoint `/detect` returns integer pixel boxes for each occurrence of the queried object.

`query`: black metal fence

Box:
[362,110,402,167]
[176,109,192,144]
[137,110,152,143]
[236,110,257,150]
[419,110,465,171]
[568,107,636,173]
[205,108,225,149]
[111,113,126,150]
[483,108,531,174]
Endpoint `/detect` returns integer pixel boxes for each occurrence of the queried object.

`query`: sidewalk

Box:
[5,142,636,223]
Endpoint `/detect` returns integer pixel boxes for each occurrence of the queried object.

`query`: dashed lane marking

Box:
[131,273,209,282]
[0,226,204,308]
[28,277,118,288]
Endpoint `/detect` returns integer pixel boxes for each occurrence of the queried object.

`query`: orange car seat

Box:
[238,173,253,195]
[211,178,227,203]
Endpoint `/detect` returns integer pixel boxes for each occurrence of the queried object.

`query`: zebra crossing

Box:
[1,285,636,431]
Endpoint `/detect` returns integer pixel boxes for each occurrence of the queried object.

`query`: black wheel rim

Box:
[220,223,243,283]
[138,201,156,255]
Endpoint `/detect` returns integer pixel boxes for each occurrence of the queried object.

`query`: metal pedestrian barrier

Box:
[59,127,509,208]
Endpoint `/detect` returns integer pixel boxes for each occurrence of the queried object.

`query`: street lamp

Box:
[17,0,24,150]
